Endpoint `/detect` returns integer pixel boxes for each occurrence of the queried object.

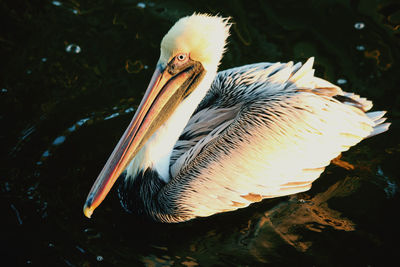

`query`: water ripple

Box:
[376,166,398,199]
[10,204,23,225]
[36,105,135,165]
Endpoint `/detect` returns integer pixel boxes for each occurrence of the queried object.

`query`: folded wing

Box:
[160,58,389,222]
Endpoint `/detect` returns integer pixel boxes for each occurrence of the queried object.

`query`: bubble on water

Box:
[356,45,365,51]
[137,2,146,8]
[65,44,81,54]
[337,78,347,85]
[96,255,104,262]
[52,1,62,6]
[354,22,365,30]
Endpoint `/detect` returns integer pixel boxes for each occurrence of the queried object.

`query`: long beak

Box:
[83,61,204,218]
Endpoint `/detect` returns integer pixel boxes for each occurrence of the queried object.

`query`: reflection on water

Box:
[1,0,400,266]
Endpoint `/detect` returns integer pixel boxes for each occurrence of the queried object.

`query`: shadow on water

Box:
[1,0,400,266]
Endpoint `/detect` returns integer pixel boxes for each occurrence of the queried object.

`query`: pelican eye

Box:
[176,53,187,61]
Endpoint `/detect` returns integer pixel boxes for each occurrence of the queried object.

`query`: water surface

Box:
[1,0,400,266]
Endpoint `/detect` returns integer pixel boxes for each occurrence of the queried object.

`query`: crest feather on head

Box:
[160,13,231,71]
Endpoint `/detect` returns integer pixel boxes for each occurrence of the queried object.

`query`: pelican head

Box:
[159,14,230,72]
[83,14,231,218]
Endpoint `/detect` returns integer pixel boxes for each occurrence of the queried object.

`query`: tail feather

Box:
[366,111,390,138]
[343,92,373,112]
[294,58,390,139]
[373,117,387,125]
[366,111,386,121]
[368,123,391,138]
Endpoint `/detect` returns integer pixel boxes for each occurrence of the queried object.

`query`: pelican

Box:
[83,14,390,223]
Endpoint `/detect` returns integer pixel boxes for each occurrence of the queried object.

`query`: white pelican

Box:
[83,14,390,223]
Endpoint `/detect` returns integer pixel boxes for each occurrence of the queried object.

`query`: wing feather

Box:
[159,58,389,221]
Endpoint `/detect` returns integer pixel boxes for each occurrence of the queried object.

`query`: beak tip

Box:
[83,204,94,219]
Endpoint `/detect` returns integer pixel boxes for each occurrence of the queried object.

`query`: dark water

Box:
[1,0,400,266]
